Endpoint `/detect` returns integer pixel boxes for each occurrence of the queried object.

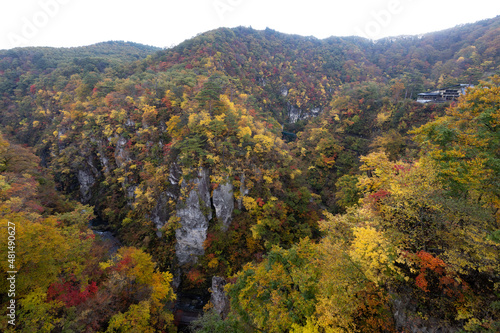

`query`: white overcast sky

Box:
[0,0,499,50]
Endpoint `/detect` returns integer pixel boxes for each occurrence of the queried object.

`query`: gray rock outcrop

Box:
[212,179,233,231]
[175,168,212,266]
[77,169,95,203]
[210,276,230,318]
[287,103,322,123]
[114,136,129,168]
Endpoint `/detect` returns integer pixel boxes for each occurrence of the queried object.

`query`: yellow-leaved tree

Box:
[100,247,176,332]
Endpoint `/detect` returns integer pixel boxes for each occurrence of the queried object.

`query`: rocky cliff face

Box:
[75,148,237,268]
[175,168,212,266]
[77,169,95,203]
[150,192,173,237]
[212,179,234,231]
[287,103,322,123]
[114,136,129,168]
[210,276,230,318]
[150,163,182,237]
[173,169,236,266]
[76,154,102,204]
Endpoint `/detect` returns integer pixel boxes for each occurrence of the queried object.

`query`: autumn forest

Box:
[0,15,500,332]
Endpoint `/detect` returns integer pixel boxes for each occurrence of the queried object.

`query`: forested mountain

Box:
[0,16,499,332]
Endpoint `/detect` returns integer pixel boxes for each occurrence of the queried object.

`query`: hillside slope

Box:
[0,17,499,332]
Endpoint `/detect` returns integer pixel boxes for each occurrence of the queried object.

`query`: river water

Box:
[88,217,209,331]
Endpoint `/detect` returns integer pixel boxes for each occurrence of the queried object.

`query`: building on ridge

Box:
[416,84,473,103]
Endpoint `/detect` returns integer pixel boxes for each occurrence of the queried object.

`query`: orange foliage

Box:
[186,268,205,287]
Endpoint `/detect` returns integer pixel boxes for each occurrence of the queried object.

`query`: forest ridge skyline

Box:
[1,0,499,50]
